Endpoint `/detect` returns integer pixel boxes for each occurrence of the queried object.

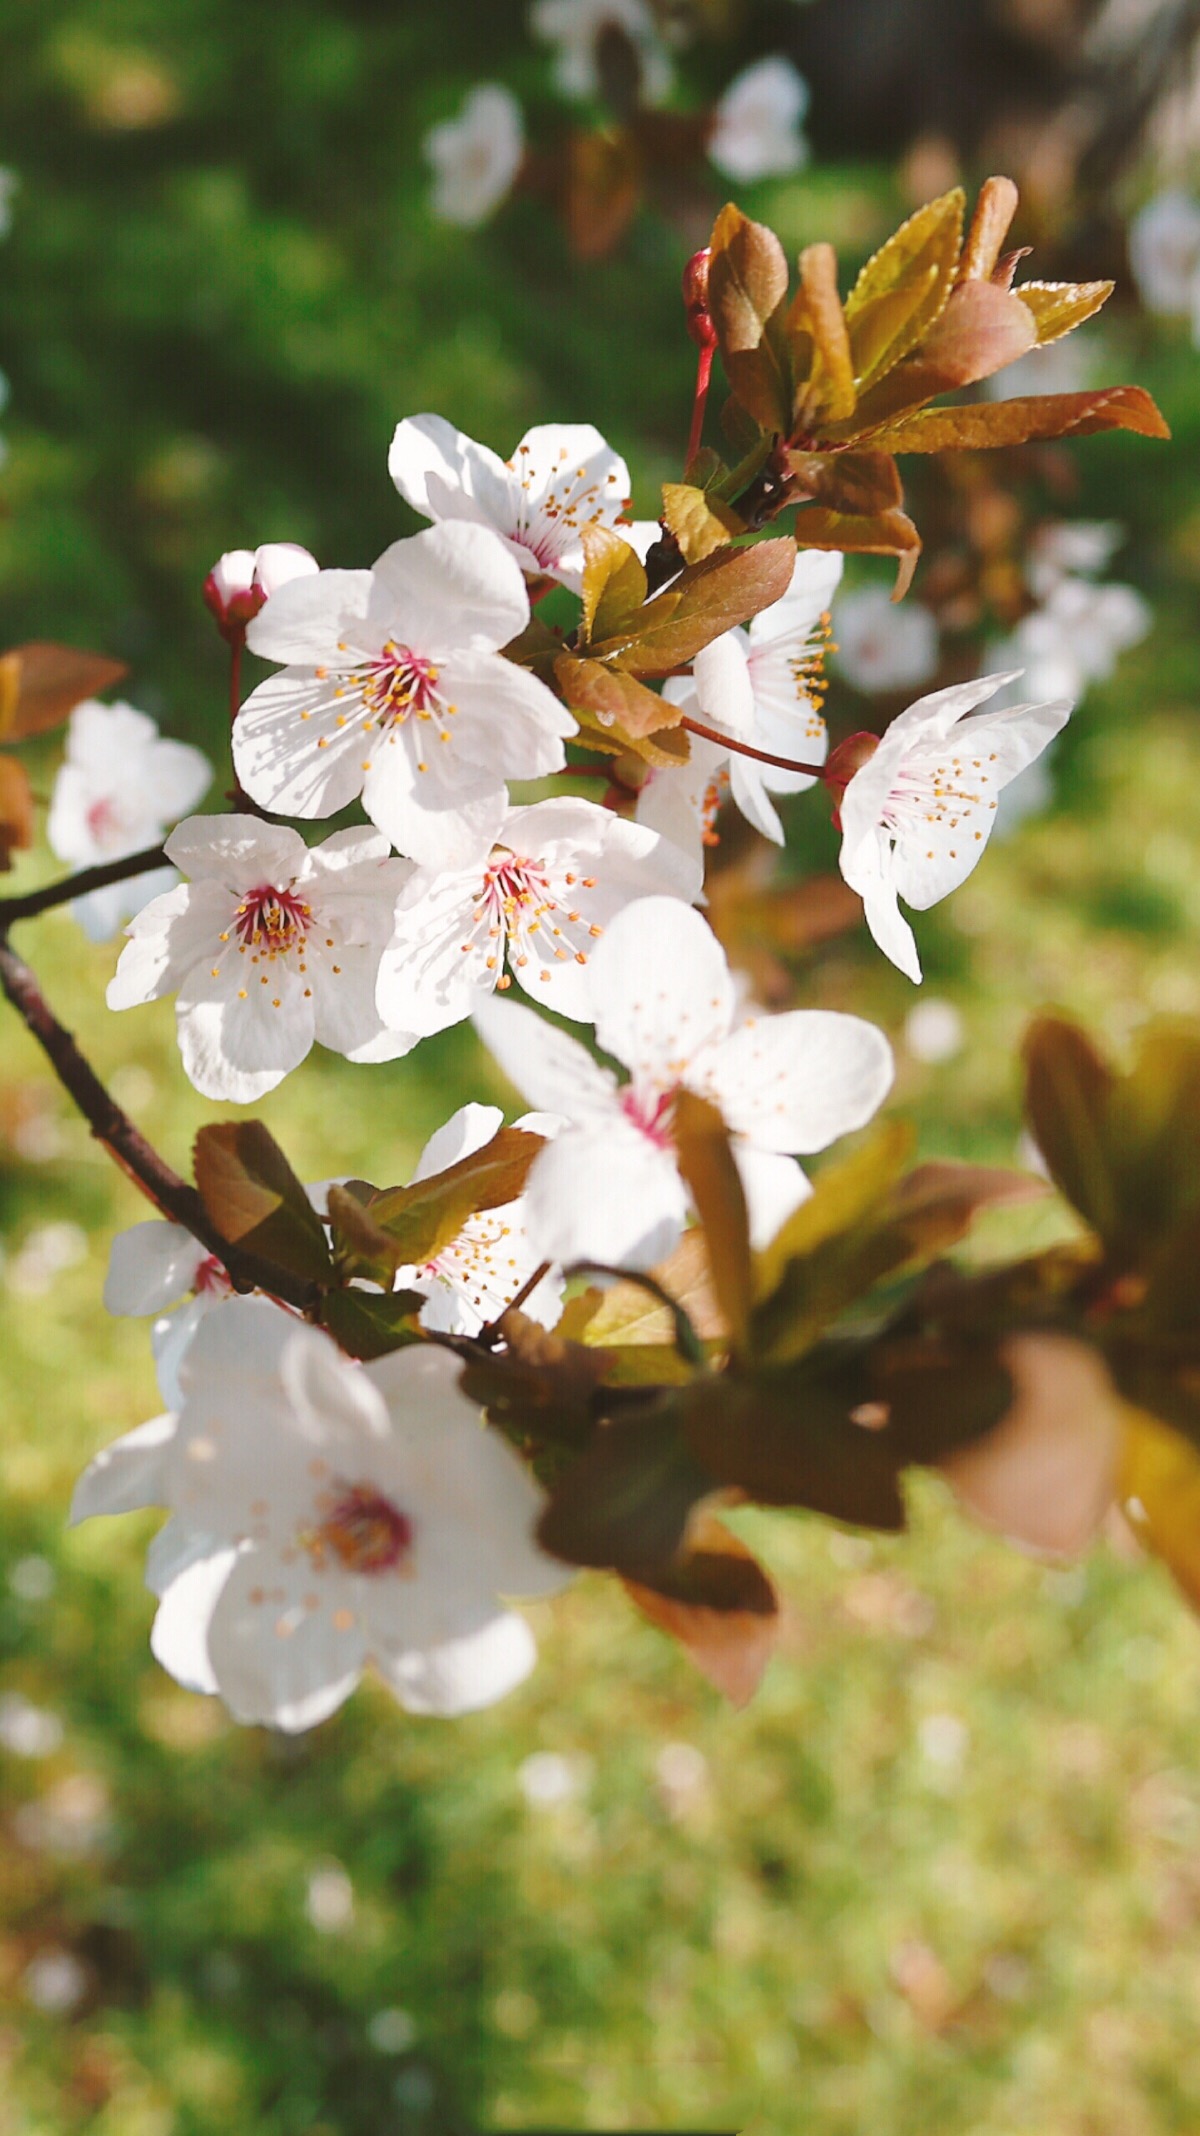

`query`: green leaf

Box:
[842,187,965,388]
[554,651,674,739]
[678,1362,908,1529]
[593,537,797,677]
[537,1409,716,1572]
[789,241,855,426]
[1120,1409,1200,1610]
[193,1121,333,1283]
[318,1285,426,1361]
[660,481,745,563]
[859,384,1171,455]
[0,754,34,869]
[1022,1015,1118,1238]
[624,1514,779,1705]
[462,1309,615,1453]
[673,1091,752,1353]
[369,1125,546,1267]
[584,1229,726,1348]
[707,202,792,433]
[579,525,648,643]
[790,503,921,597]
[1016,278,1113,347]
[785,449,903,516]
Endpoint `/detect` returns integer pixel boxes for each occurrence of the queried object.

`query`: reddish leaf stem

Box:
[686,342,714,471]
[680,713,826,779]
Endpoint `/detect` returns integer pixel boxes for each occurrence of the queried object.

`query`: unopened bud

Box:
[822,729,880,824]
[682,248,716,350]
[203,542,318,645]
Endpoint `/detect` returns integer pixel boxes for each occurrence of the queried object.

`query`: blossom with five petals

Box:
[708,57,810,183]
[375,795,699,1037]
[70,1300,568,1730]
[389,414,639,594]
[834,673,1072,984]
[637,551,840,869]
[386,1103,565,1336]
[47,699,212,943]
[424,83,525,227]
[107,816,416,1102]
[473,895,894,1269]
[234,523,575,867]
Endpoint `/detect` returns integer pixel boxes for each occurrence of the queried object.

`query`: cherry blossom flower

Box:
[473,895,893,1268]
[708,58,810,183]
[70,1299,568,1730]
[203,543,319,643]
[382,1103,565,1336]
[1026,520,1124,602]
[103,1219,235,1408]
[375,795,699,1038]
[107,816,416,1102]
[834,673,1072,984]
[234,523,575,867]
[530,0,672,105]
[389,415,636,594]
[46,700,212,942]
[423,84,524,228]
[832,586,940,697]
[637,551,840,868]
[998,576,1150,703]
[1129,189,1200,323]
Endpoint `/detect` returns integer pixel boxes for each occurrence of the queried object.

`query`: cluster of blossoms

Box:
[424,0,809,231]
[60,394,1076,1729]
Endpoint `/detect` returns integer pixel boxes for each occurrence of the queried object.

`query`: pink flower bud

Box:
[203,543,318,643]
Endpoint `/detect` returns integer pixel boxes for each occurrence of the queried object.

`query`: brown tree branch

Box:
[0,931,320,1313]
[0,844,168,927]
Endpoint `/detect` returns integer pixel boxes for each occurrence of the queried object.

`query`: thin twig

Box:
[680,713,826,778]
[0,844,168,928]
[476,1259,553,1348]
[0,932,320,1313]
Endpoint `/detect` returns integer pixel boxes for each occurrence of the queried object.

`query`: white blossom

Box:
[70,1299,568,1730]
[530,0,672,104]
[998,576,1150,703]
[708,57,809,183]
[389,415,635,594]
[204,543,319,639]
[107,816,416,1102]
[1026,520,1124,602]
[383,1103,565,1336]
[103,1218,235,1408]
[473,895,893,1268]
[424,84,524,228]
[1129,189,1200,322]
[46,700,212,942]
[637,551,840,870]
[376,795,698,1038]
[832,586,940,696]
[835,673,1072,983]
[235,523,576,868]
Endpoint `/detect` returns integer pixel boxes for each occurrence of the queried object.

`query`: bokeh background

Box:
[2,1,1200,2129]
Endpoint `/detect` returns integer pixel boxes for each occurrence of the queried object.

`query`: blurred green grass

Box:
[4,2,1200,2131]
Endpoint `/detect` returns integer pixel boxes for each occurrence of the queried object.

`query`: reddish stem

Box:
[686,343,714,471]
[680,713,826,779]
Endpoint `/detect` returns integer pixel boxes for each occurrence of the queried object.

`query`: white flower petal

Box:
[472,992,618,1121]
[232,670,375,822]
[523,1121,688,1269]
[152,1295,214,1411]
[703,1009,894,1153]
[368,521,531,655]
[164,814,308,888]
[590,898,733,1093]
[69,1413,177,1526]
[150,1546,239,1696]
[389,412,512,526]
[411,1103,505,1181]
[373,1610,536,1716]
[244,567,372,664]
[104,1221,207,1317]
[732,1145,812,1251]
[203,1546,365,1732]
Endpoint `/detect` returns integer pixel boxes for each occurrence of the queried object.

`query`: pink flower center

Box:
[620,1086,675,1151]
[315,1483,413,1576]
[459,847,602,991]
[359,642,441,725]
[233,884,313,955]
[84,796,126,849]
[194,1255,233,1298]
